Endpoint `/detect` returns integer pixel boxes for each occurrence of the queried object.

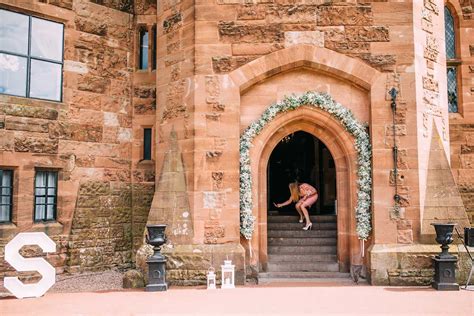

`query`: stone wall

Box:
[0,0,156,277]
[194,2,396,74]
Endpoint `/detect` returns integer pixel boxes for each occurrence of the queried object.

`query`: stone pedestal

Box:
[432,256,459,291]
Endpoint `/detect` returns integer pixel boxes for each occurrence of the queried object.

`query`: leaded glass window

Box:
[444,6,459,113]
[34,171,58,222]
[0,9,64,101]
[445,7,456,59]
[0,169,13,223]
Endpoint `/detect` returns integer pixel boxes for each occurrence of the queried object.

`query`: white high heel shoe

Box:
[299,217,304,223]
[302,223,313,231]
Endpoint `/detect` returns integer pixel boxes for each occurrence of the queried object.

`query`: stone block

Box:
[345,26,390,42]
[78,75,110,94]
[284,31,324,48]
[317,6,373,26]
[5,116,49,133]
[218,22,284,43]
[237,4,265,20]
[14,136,58,154]
[3,104,58,120]
[49,0,73,10]
[75,17,108,36]
[397,229,413,244]
[212,55,257,73]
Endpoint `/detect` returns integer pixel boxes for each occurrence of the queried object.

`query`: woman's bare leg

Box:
[295,202,304,222]
[300,204,311,225]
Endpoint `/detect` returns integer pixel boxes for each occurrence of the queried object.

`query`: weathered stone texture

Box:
[212,56,257,73]
[90,0,134,14]
[14,136,59,154]
[318,6,373,26]
[218,22,284,43]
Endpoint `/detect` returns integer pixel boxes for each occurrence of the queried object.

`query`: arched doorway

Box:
[267,131,337,215]
[248,107,361,277]
[263,131,340,277]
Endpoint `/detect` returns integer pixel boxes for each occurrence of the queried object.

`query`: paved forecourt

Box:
[1,284,473,315]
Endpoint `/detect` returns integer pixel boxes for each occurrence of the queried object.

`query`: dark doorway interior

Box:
[268,131,337,215]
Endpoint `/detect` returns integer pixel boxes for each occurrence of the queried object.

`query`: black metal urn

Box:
[431,223,459,291]
[145,224,168,292]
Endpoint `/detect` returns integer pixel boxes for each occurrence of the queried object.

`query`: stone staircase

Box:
[258,212,351,282]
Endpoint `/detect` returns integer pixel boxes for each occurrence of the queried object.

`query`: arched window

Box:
[445,6,460,113]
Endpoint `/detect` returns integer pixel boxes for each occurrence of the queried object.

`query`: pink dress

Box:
[298,183,318,208]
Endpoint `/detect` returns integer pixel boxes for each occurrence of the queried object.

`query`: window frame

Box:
[0,8,65,102]
[444,5,462,114]
[0,169,13,224]
[33,170,58,223]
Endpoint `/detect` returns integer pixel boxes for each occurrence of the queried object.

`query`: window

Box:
[34,171,58,222]
[152,25,157,71]
[143,128,152,160]
[0,9,64,101]
[445,6,460,113]
[0,169,13,223]
[139,28,149,70]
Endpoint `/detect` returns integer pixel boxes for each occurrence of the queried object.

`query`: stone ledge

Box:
[369,244,474,286]
[136,243,246,286]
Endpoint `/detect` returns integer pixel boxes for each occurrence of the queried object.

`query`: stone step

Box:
[267,230,337,238]
[267,215,336,223]
[267,222,337,230]
[268,254,337,262]
[258,272,350,279]
[268,237,337,246]
[268,245,337,254]
[266,262,339,272]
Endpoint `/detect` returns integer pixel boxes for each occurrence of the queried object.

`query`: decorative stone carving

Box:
[424,0,439,15]
[422,8,434,33]
[424,35,439,62]
[422,76,439,92]
[212,172,224,190]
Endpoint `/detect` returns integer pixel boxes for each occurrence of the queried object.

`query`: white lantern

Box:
[221,260,235,289]
[207,267,216,290]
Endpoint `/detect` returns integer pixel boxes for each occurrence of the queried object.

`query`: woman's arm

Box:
[274,198,293,208]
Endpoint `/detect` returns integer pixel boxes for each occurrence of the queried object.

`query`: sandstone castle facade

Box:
[0,0,473,286]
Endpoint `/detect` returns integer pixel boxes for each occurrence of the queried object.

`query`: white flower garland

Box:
[240,91,372,240]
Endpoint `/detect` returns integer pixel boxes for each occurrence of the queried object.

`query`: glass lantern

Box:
[221,260,235,289]
[207,267,216,290]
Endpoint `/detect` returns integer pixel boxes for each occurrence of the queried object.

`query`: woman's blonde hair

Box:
[289,182,300,202]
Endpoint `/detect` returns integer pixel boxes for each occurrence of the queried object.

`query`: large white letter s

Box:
[4,232,56,299]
